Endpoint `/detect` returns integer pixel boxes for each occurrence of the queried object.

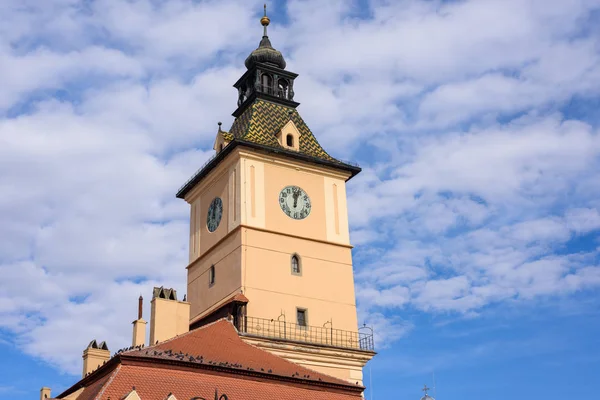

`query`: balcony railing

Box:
[235,316,374,352]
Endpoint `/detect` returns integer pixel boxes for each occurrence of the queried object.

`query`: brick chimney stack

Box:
[149,287,190,345]
[82,340,110,378]
[131,295,147,347]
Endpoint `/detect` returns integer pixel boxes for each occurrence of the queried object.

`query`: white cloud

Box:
[565,208,600,234]
[0,46,143,109]
[418,38,600,127]
[1,0,600,376]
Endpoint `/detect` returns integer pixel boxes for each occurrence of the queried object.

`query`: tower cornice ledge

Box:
[176,139,361,199]
[186,223,354,271]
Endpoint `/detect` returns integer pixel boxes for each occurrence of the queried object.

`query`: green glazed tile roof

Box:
[228,99,337,162]
[221,131,234,141]
[176,99,360,199]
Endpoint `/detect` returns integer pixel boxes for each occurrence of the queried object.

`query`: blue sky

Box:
[1,0,600,399]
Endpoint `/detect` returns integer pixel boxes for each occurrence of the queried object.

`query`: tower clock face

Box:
[206,197,223,232]
[279,186,311,220]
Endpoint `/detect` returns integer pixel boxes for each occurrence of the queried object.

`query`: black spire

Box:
[233,4,298,115]
[244,4,286,69]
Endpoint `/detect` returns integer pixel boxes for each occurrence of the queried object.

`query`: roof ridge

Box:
[120,355,363,393]
[288,106,337,162]
[93,364,121,400]
[101,362,363,399]
[134,318,234,351]
[123,318,356,388]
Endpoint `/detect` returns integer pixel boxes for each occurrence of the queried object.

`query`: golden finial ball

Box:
[261,15,270,26]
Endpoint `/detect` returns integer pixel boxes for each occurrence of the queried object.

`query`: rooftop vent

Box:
[86,339,109,351]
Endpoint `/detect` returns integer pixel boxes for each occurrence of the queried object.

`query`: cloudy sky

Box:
[1,0,600,399]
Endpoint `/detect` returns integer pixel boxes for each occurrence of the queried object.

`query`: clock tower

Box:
[176,6,374,385]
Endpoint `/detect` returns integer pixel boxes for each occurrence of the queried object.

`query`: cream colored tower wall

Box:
[182,147,371,386]
[323,176,351,244]
[187,157,241,263]
[238,151,351,245]
[228,163,242,231]
[185,153,243,322]
[242,228,358,332]
[236,151,357,332]
[187,229,243,322]
[240,157,266,228]
[186,149,357,333]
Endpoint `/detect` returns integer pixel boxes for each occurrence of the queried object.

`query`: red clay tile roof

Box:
[126,319,354,387]
[63,366,118,400]
[230,293,249,303]
[100,364,362,400]
[57,319,364,400]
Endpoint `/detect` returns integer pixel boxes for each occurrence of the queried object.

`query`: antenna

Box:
[433,371,437,399]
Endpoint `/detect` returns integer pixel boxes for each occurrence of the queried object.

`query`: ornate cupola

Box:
[233,4,299,117]
[180,5,360,201]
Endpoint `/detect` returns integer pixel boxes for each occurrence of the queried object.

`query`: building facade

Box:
[45,7,375,400]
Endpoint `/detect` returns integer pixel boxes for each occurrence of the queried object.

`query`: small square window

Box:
[297,308,307,327]
[209,265,215,286]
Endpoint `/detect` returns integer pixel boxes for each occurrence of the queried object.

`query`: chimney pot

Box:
[138,295,143,320]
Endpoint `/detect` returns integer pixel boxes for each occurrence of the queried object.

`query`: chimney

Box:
[149,286,190,345]
[40,387,51,400]
[82,340,110,378]
[132,295,147,347]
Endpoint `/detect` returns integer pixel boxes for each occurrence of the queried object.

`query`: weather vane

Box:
[261,3,270,37]
[420,383,436,400]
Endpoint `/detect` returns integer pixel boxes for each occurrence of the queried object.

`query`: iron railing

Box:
[236,316,374,351]
[177,153,218,194]
[339,159,360,167]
